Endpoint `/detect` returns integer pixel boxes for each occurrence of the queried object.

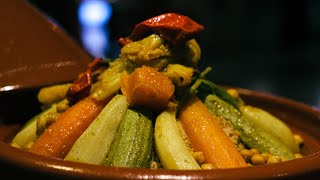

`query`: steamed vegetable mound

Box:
[11,13,304,170]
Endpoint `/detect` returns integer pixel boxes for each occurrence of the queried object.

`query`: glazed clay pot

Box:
[1,88,320,179]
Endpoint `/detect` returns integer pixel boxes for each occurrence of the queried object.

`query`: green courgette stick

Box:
[105,108,154,168]
[242,105,299,153]
[11,114,39,149]
[64,94,129,164]
[11,104,58,149]
[204,94,295,160]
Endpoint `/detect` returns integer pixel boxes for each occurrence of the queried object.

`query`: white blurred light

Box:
[0,85,20,92]
[78,0,112,27]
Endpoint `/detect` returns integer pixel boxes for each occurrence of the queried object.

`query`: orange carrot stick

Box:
[179,96,247,169]
[29,97,105,158]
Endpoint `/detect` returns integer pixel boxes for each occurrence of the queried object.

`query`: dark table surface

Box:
[28,0,320,109]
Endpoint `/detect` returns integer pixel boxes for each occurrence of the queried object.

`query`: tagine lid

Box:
[0,1,92,92]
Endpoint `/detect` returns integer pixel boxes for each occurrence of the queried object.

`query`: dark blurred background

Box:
[27,0,320,108]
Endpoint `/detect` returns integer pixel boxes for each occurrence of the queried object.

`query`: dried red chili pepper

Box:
[66,69,92,104]
[119,13,204,46]
[88,58,104,72]
[66,58,106,103]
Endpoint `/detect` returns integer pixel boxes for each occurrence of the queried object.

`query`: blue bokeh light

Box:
[81,27,109,58]
[78,0,112,27]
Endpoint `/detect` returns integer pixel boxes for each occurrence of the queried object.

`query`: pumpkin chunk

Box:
[120,66,174,111]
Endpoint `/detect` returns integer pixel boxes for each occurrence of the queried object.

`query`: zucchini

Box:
[105,108,153,168]
[204,94,295,160]
[242,105,299,153]
[11,104,58,149]
[188,78,240,109]
[154,111,200,170]
[11,114,38,149]
[64,94,129,164]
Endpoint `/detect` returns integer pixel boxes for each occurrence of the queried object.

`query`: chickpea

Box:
[201,163,215,170]
[267,156,282,164]
[251,154,266,165]
[261,152,270,162]
[294,134,304,147]
[294,153,303,159]
[250,148,260,155]
[227,89,239,99]
[150,161,160,169]
[240,149,253,161]
[192,151,205,165]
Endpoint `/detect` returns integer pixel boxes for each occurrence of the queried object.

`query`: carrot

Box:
[120,65,174,111]
[29,97,105,158]
[179,96,247,169]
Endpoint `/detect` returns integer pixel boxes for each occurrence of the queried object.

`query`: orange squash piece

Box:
[120,65,174,111]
